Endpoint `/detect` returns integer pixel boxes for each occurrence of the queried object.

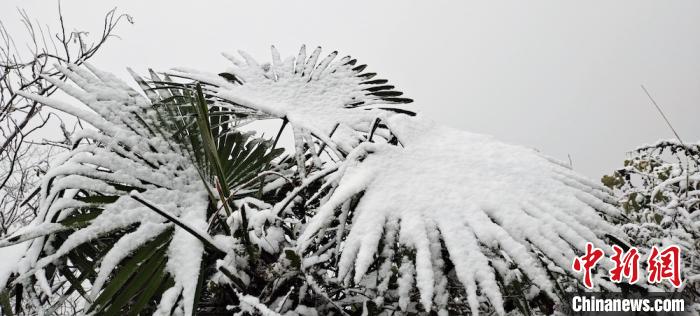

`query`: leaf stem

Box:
[129,192,227,257]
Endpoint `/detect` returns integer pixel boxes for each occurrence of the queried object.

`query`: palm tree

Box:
[0,46,626,315]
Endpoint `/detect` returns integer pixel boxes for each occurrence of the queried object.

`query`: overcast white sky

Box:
[2,1,699,178]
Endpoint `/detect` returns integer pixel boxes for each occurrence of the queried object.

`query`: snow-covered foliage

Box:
[603,140,700,299]
[0,63,216,314]
[0,62,282,314]
[0,46,632,315]
[299,116,629,314]
[174,46,629,315]
[169,45,413,164]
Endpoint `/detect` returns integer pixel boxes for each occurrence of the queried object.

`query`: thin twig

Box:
[641,85,699,197]
[641,85,685,145]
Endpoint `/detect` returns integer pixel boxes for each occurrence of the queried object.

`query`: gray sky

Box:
[2,1,699,178]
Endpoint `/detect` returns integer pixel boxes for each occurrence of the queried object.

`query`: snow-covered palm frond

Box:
[299,116,627,314]
[0,64,282,315]
[171,45,414,161]
[1,64,210,314]
[173,45,412,123]
[179,47,629,314]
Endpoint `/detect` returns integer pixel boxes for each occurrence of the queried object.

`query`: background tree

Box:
[0,4,132,237]
[603,140,700,307]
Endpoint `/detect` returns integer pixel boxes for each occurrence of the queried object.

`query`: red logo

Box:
[573,243,682,288]
[609,245,640,284]
[647,245,682,288]
[573,242,605,289]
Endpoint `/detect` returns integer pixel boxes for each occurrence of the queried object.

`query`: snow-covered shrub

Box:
[0,46,628,315]
[603,140,700,299]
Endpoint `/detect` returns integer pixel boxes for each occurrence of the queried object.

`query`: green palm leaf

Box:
[0,63,284,315]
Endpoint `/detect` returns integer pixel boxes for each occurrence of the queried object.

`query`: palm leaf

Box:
[1,63,282,315]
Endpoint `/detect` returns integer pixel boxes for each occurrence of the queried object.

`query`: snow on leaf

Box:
[1,45,635,314]
[299,115,626,313]
[90,222,170,300]
[173,46,627,313]
[9,64,210,315]
[0,242,28,289]
[170,46,414,160]
[236,291,283,316]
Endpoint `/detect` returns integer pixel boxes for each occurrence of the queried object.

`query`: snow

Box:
[170,46,412,159]
[299,115,626,312]
[397,256,415,312]
[166,207,208,316]
[609,140,700,296]
[236,291,283,316]
[154,285,183,316]
[5,46,636,314]
[0,223,67,248]
[0,241,28,289]
[35,269,52,296]
[12,64,211,316]
[168,46,629,313]
[285,305,319,316]
[90,222,170,300]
